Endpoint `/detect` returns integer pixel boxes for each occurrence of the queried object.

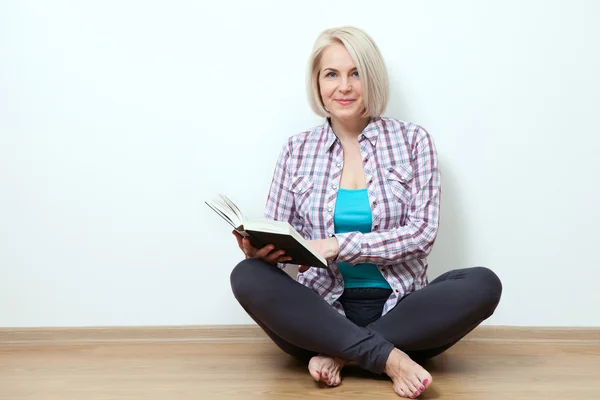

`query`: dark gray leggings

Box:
[230,260,502,374]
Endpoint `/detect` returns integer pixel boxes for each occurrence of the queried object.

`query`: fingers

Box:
[263,249,284,264]
[249,243,289,264]
[241,238,259,258]
[232,230,244,250]
[254,244,275,259]
[236,236,294,264]
[263,249,292,265]
[267,250,292,264]
[298,265,310,273]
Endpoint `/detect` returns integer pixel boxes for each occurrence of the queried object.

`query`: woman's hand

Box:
[232,230,292,265]
[298,237,339,273]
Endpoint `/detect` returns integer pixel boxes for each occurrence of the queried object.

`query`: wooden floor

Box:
[1,339,599,400]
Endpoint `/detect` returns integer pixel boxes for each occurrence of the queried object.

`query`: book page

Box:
[219,194,246,224]
[205,201,238,229]
[205,193,244,228]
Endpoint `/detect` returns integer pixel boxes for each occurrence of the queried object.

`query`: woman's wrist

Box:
[326,237,340,260]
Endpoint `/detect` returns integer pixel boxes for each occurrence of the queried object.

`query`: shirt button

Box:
[374,225,379,230]
[328,207,333,212]
[336,162,342,167]
[332,183,337,189]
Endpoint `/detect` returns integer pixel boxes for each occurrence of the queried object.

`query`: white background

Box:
[1,0,599,327]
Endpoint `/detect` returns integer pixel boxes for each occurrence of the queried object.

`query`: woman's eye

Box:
[323,71,358,78]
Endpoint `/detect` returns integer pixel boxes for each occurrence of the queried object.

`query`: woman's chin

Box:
[330,109,364,121]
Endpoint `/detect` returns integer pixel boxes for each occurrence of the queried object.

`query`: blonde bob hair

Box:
[307,26,389,118]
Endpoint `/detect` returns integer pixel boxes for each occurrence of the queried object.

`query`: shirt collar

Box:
[323,117,382,152]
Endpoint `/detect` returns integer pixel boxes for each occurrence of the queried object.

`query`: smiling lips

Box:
[335,99,356,106]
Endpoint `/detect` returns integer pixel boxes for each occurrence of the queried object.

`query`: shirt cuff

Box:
[276,262,288,270]
[333,232,362,264]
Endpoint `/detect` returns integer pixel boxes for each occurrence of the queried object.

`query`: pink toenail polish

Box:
[415,391,419,396]
[420,386,425,391]
[423,379,429,385]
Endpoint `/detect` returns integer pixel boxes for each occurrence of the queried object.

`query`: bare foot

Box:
[384,348,432,398]
[308,354,345,387]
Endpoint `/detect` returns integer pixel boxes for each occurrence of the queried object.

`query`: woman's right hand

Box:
[232,230,292,265]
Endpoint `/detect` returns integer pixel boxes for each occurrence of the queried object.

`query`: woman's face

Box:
[318,43,365,122]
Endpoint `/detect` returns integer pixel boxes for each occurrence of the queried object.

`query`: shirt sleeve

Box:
[263,141,302,269]
[333,129,441,266]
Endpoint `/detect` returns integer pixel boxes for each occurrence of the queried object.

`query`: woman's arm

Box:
[333,131,441,266]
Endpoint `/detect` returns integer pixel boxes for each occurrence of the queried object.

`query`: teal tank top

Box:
[334,188,391,289]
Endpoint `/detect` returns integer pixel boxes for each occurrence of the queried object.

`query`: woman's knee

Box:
[470,266,502,313]
[230,258,276,304]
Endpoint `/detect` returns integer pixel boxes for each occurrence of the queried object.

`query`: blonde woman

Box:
[230,26,502,398]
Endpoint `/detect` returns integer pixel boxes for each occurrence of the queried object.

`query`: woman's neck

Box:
[329,116,371,142]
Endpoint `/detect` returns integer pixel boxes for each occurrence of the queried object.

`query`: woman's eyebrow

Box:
[322,67,357,72]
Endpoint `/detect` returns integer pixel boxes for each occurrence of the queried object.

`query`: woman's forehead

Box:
[320,45,356,70]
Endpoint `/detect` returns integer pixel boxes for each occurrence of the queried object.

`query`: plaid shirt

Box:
[264,117,441,316]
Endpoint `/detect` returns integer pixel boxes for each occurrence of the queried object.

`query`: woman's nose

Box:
[338,79,351,92]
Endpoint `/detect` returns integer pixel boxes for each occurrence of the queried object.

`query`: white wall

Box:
[1,0,599,328]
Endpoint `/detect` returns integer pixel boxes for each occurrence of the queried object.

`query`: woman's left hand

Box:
[298,237,339,273]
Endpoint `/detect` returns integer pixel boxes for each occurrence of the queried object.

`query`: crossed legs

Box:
[230,259,502,397]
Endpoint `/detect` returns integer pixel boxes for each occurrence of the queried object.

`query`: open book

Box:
[205,194,328,269]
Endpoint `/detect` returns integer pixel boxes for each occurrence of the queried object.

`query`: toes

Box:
[394,382,411,398]
[405,380,420,398]
[410,374,426,394]
[330,366,339,379]
[416,372,432,389]
[309,368,321,382]
[413,365,432,392]
[321,369,329,384]
[324,365,340,386]
[327,376,336,386]
[308,357,323,382]
[331,369,341,387]
[309,356,344,387]
[326,370,337,386]
[326,368,339,386]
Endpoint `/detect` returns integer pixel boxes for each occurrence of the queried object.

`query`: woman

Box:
[230,26,502,398]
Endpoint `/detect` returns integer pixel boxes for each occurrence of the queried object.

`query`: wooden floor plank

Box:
[1,340,599,399]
